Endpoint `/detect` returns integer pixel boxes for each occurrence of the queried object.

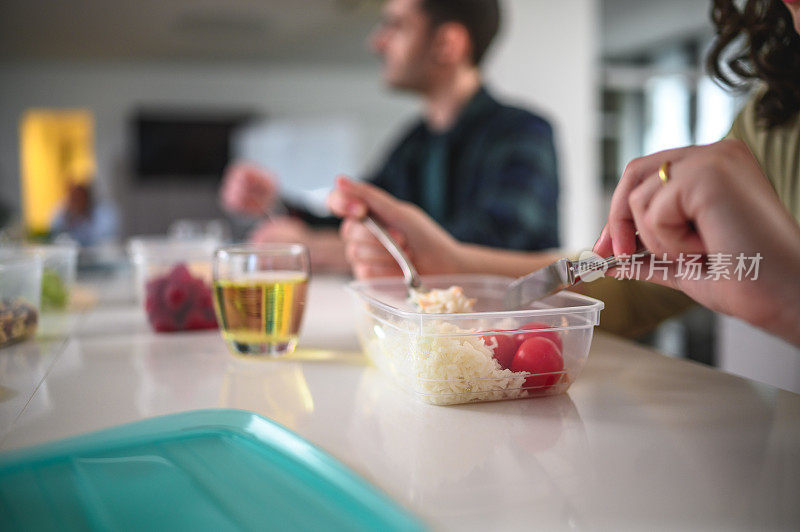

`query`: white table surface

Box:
[1,275,798,531]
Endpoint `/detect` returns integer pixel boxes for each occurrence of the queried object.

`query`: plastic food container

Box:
[30,244,79,311]
[0,250,43,347]
[128,237,220,332]
[25,244,79,337]
[348,274,604,405]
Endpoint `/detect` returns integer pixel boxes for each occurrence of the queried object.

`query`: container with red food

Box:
[128,237,219,332]
[348,275,603,405]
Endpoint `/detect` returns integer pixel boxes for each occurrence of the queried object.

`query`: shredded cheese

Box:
[410,286,476,314]
[368,319,528,405]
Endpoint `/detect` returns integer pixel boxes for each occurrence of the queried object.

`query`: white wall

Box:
[488,0,600,250]
[0,0,600,247]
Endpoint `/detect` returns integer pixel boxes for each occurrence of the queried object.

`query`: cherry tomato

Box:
[513,321,563,351]
[481,333,519,369]
[511,337,564,390]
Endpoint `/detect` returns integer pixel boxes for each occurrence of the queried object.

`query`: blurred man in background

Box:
[221,0,559,270]
[51,181,119,247]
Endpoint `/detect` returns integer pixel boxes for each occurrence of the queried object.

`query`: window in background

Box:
[600,36,741,364]
[602,39,741,192]
[643,47,693,154]
[696,75,740,144]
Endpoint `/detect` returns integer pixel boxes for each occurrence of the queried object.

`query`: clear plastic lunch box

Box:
[348,275,604,405]
[27,243,79,336]
[127,236,220,332]
[0,250,43,347]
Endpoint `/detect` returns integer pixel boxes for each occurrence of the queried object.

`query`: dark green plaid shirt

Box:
[369,86,559,250]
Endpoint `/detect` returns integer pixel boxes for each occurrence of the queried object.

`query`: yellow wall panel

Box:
[20,110,95,234]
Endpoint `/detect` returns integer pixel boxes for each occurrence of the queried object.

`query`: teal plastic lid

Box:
[0,409,426,531]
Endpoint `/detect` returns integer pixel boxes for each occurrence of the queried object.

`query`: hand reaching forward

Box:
[327,177,463,279]
[220,162,279,217]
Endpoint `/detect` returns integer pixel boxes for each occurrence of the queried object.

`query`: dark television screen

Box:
[133,111,252,180]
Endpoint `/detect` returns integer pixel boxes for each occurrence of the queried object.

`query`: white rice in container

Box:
[369,284,529,405]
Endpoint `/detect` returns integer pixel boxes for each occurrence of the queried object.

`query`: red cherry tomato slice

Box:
[513,321,562,351]
[481,333,519,370]
[510,337,564,390]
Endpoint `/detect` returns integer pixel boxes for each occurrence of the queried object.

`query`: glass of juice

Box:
[213,244,310,358]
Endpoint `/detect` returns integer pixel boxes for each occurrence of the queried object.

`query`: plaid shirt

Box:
[368,86,559,251]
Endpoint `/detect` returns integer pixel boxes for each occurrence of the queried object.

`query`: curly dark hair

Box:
[706,0,800,128]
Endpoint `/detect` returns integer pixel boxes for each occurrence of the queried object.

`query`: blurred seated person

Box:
[220,0,560,271]
[51,182,119,247]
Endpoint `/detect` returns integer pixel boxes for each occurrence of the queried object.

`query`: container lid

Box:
[0,409,426,531]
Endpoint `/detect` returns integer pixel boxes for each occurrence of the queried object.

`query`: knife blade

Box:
[504,251,649,309]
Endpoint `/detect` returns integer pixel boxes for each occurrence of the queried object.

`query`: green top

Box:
[585,93,800,338]
[727,93,800,219]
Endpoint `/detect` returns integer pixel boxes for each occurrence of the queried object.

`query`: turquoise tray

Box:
[0,409,426,531]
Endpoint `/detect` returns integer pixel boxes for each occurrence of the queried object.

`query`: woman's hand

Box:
[327,177,464,279]
[595,139,800,344]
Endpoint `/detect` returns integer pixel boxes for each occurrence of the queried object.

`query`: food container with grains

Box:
[0,250,43,347]
[348,274,603,405]
[128,237,220,333]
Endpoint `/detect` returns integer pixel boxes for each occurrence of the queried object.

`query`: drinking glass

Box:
[213,244,310,357]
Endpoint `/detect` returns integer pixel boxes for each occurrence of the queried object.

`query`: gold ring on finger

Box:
[658,161,671,185]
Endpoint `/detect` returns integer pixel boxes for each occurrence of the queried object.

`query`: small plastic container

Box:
[26,243,79,337]
[0,250,43,347]
[128,237,220,333]
[348,274,604,405]
[31,244,79,310]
